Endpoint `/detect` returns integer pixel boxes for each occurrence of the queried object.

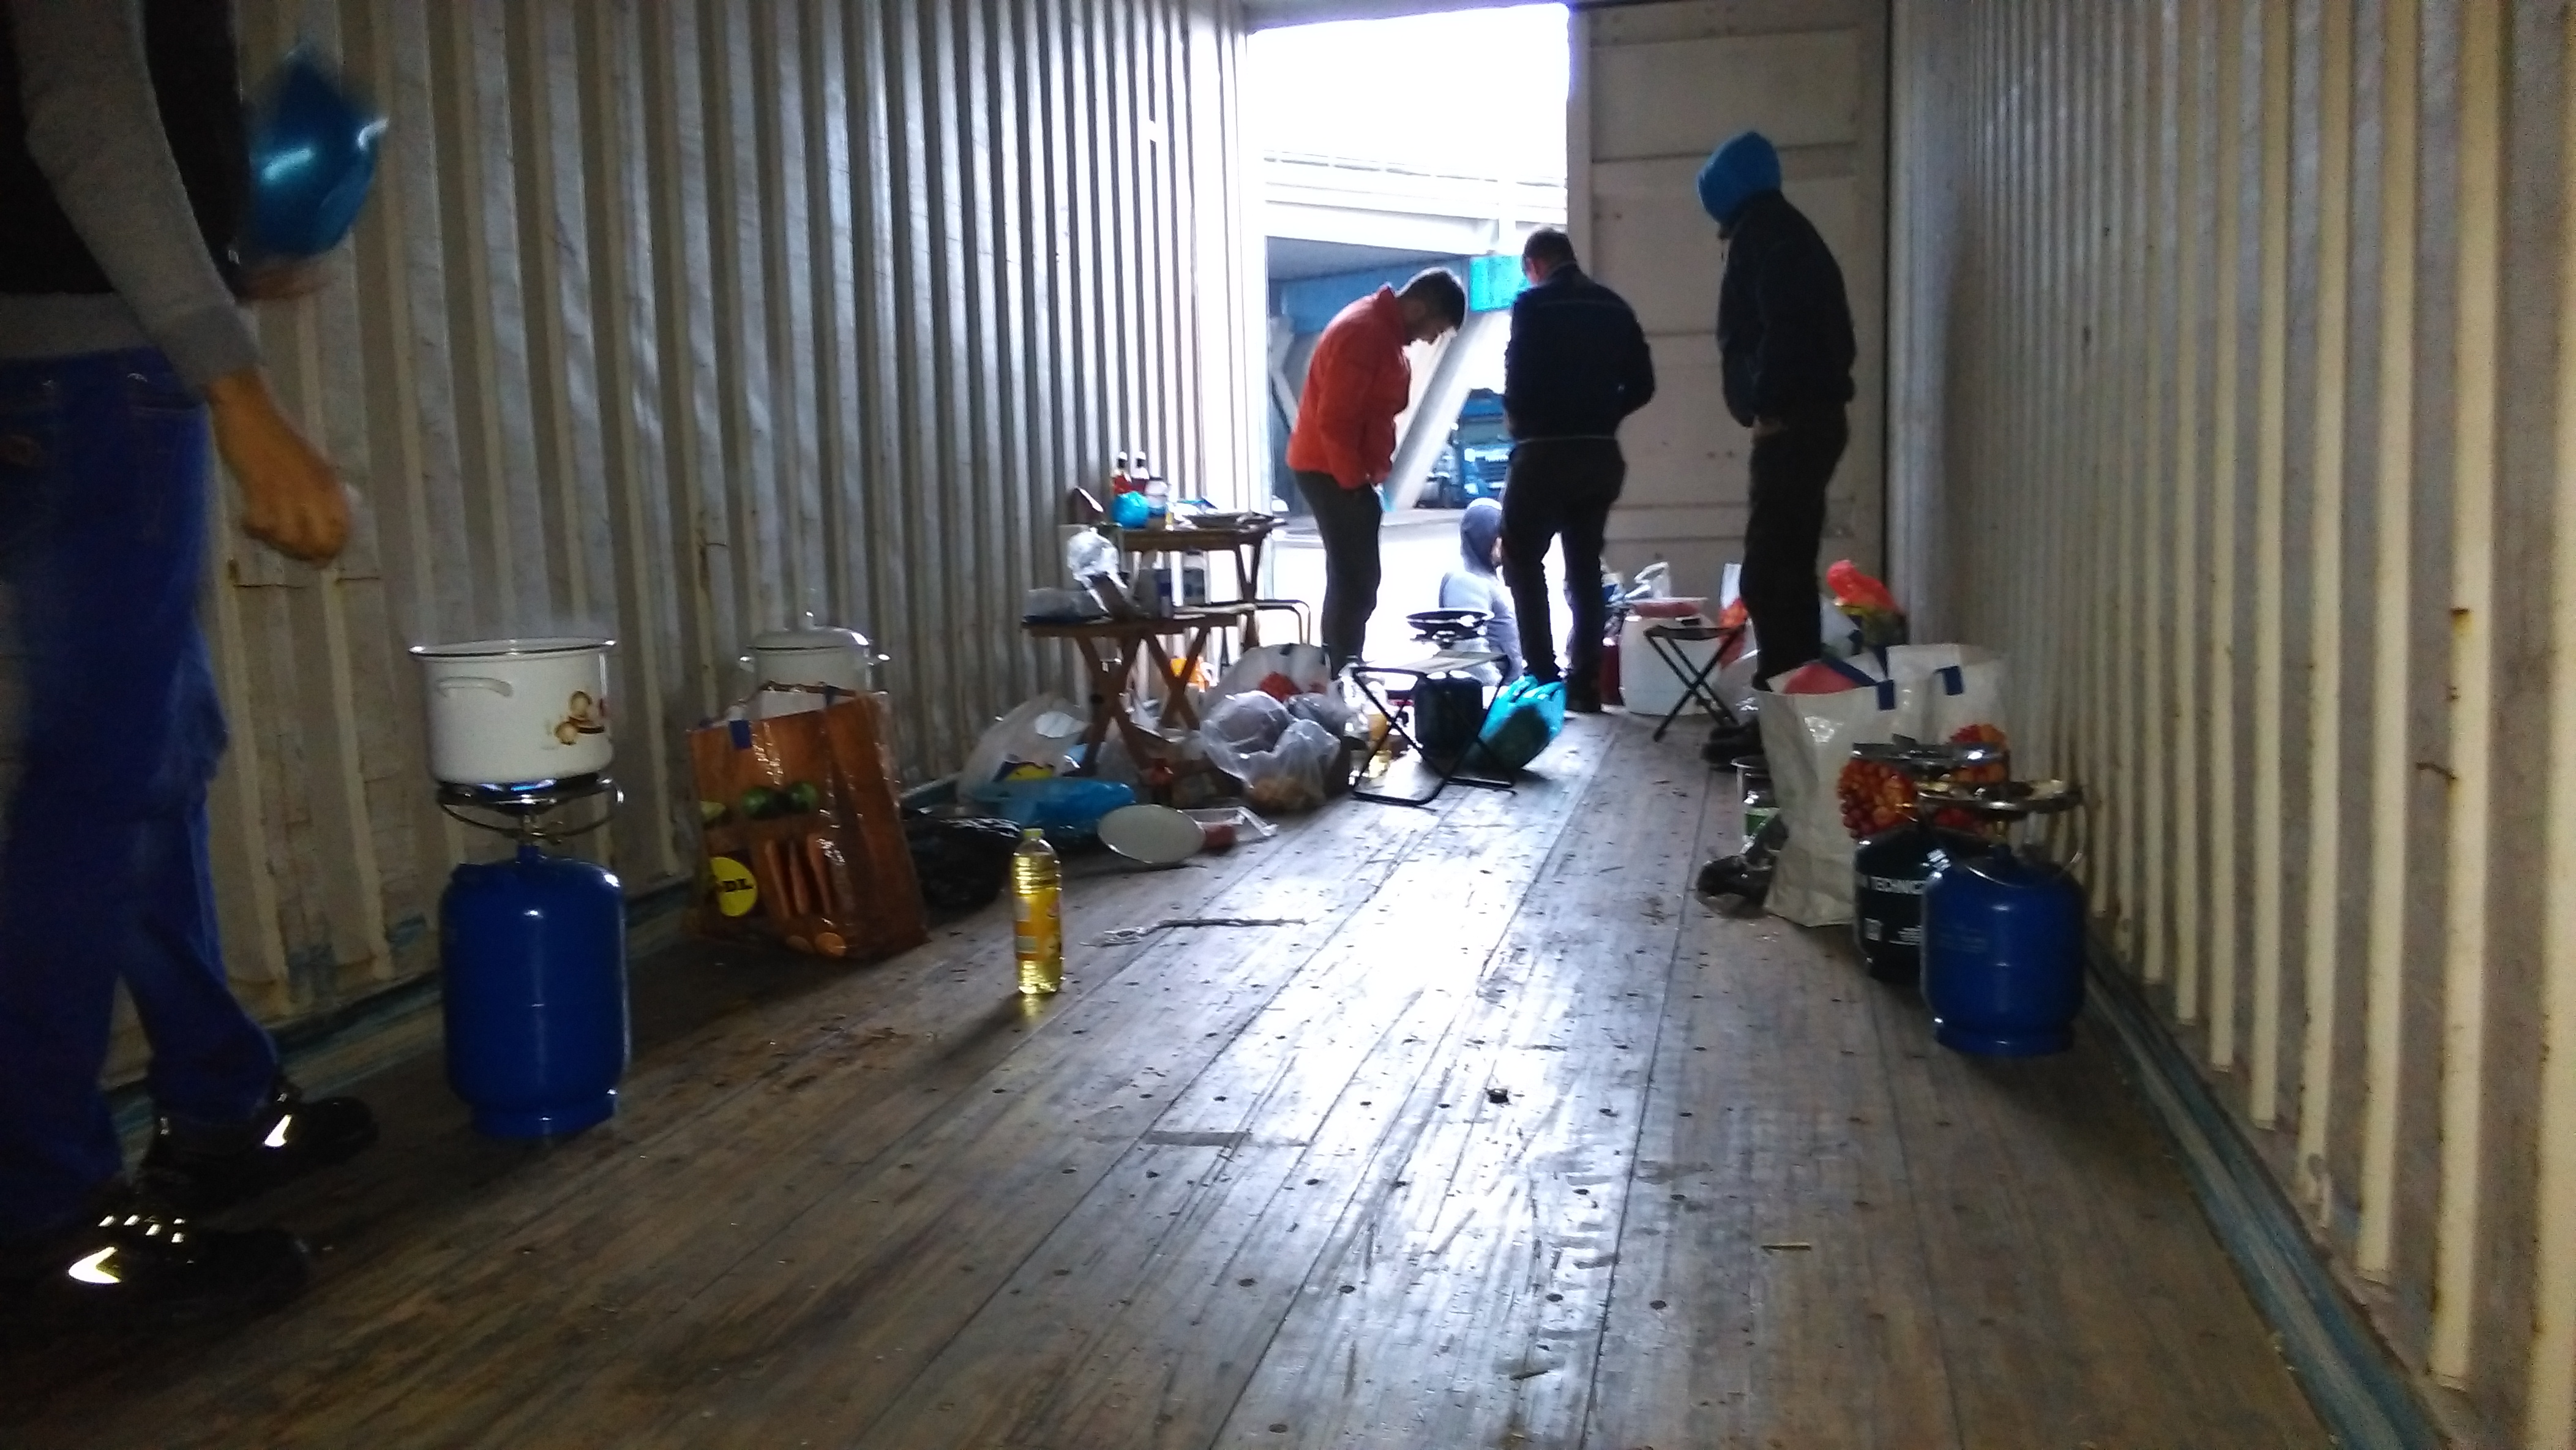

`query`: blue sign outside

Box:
[1469,254,1527,313]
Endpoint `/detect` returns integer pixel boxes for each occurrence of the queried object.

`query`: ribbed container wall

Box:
[59,0,1262,1043]
[1891,1,2576,1441]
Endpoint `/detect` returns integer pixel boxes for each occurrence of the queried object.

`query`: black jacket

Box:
[0,0,247,296]
[1503,265,1655,440]
[1717,190,1855,426]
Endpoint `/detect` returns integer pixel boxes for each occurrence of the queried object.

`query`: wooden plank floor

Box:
[1,717,2329,1449]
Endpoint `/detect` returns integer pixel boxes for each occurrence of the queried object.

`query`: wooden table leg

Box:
[1236,541,1264,647]
[1139,632,1183,732]
[1147,624,1216,732]
[1069,635,1125,775]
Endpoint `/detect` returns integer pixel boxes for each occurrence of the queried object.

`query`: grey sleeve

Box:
[9,0,260,391]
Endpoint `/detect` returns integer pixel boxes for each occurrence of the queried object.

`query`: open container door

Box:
[1574,0,1889,602]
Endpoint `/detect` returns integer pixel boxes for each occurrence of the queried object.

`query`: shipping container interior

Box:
[17,0,2576,1444]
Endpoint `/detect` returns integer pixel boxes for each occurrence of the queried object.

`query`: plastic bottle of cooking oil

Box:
[1011,828,1063,995]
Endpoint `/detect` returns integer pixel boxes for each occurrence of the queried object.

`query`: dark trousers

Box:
[1741,407,1849,686]
[1294,470,1382,671]
[1500,438,1624,692]
[0,350,277,1241]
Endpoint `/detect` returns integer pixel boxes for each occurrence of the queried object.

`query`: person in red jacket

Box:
[1286,268,1467,671]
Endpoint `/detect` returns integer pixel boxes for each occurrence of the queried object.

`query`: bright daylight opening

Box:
[1249,5,1570,669]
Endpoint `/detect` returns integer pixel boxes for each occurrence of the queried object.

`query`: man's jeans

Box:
[1294,470,1383,672]
[0,350,277,1240]
[1742,406,1850,686]
[1500,438,1625,692]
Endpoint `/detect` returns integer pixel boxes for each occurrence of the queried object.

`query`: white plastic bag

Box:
[1204,716,1339,814]
[1282,689,1358,738]
[1884,644,2012,761]
[1715,562,1859,661]
[1211,642,1335,703]
[1204,691,1292,755]
[960,694,1085,789]
[1066,529,1140,618]
[1713,647,1762,721]
[1065,528,1121,588]
[1757,664,1908,927]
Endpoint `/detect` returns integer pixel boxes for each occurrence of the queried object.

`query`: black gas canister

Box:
[1854,822,1972,983]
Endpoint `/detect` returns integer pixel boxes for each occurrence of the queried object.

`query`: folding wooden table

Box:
[1023,608,1248,771]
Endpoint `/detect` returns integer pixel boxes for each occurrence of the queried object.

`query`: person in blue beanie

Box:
[1697,131,1855,753]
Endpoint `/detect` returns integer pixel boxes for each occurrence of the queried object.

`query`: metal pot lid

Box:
[411,636,614,659]
[1850,735,2007,776]
[751,614,871,653]
[1917,779,2081,817]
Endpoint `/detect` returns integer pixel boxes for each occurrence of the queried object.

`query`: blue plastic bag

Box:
[965,776,1134,835]
[247,48,386,260]
[1475,678,1567,772]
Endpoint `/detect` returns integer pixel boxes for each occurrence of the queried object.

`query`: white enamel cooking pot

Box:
[749,615,883,695]
[411,637,614,786]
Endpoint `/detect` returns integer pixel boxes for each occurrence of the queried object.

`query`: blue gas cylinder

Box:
[440,845,630,1138]
[1921,844,2085,1056]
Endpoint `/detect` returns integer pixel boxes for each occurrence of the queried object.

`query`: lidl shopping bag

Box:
[1758,660,1909,926]
[689,693,927,961]
[1884,644,2012,770]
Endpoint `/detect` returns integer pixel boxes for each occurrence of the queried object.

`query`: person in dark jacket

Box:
[1499,227,1654,711]
[0,0,372,1328]
[1701,130,1855,701]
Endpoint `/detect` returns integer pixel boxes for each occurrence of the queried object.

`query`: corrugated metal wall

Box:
[1890,1,2576,1441]
[124,0,1259,1040]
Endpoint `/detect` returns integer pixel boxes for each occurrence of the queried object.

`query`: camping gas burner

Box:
[1851,736,2008,781]
[438,772,620,844]
[1916,778,2081,821]
[1405,608,1491,650]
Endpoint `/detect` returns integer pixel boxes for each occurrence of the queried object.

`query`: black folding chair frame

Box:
[1645,624,1744,743]
[1347,664,1518,809]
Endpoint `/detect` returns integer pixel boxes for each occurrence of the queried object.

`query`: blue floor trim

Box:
[2086,948,2446,1450]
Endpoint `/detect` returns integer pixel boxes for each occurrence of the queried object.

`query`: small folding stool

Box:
[1347,648,1518,808]
[1644,622,1746,743]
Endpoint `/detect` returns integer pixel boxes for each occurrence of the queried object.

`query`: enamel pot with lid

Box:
[412,638,614,787]
[747,615,886,695]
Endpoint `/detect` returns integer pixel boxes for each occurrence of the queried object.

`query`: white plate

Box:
[1098,804,1205,866]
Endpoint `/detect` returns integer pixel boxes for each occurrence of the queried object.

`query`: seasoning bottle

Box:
[1011,828,1063,994]
[1136,452,1169,528]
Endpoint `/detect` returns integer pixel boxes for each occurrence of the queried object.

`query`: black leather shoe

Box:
[1,1187,307,1329]
[1696,854,1769,904]
[1565,686,1605,715]
[1701,723,1761,765]
[140,1078,379,1215]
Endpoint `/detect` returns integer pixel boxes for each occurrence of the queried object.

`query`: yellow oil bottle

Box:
[1011,828,1063,994]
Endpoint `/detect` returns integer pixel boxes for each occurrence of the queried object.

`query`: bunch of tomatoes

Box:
[1837,723,2014,840]
[1838,757,1915,839]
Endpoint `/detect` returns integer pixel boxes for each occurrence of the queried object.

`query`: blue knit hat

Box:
[1697,130,1781,227]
